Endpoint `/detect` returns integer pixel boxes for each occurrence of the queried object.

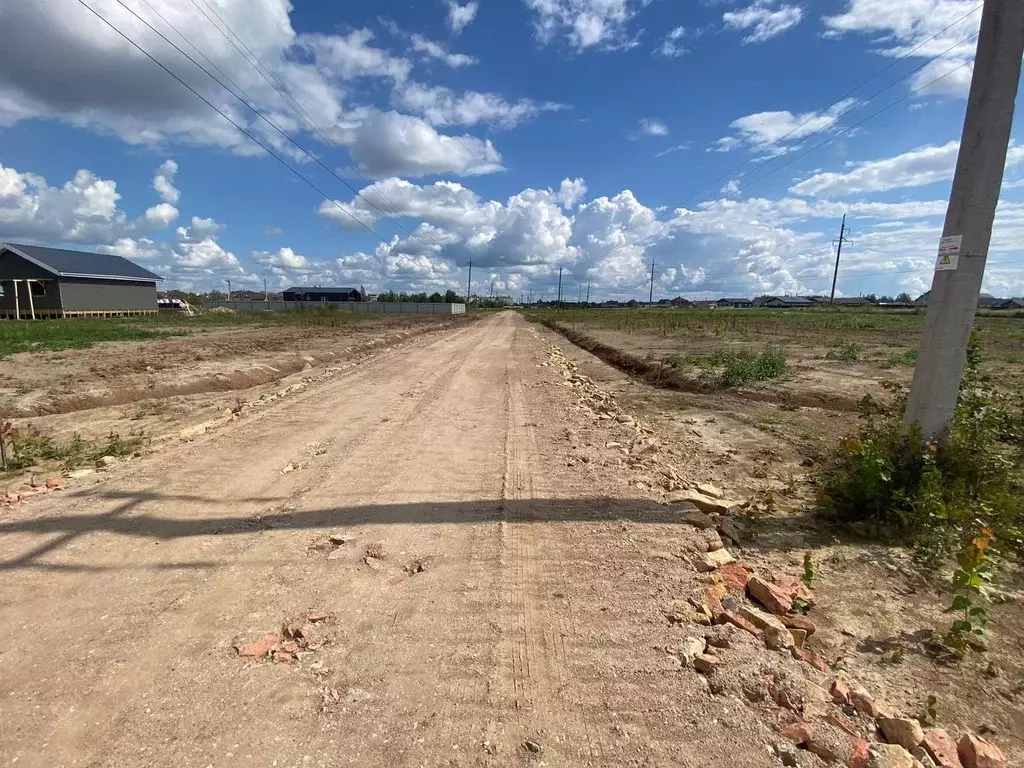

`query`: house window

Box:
[30,281,46,297]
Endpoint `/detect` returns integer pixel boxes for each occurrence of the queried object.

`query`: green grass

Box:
[0,309,411,359]
[693,346,789,388]
[826,342,861,362]
[528,306,927,336]
[0,320,181,358]
[524,307,1024,347]
[3,428,145,472]
[880,349,919,368]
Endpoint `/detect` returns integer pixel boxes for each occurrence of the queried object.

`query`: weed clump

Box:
[819,335,1023,566]
[2,424,144,472]
[826,343,861,362]
[700,347,788,389]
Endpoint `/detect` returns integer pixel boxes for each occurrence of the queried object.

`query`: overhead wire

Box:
[184,0,428,248]
[74,0,395,245]
[607,29,983,265]
[670,4,985,210]
[112,0,433,252]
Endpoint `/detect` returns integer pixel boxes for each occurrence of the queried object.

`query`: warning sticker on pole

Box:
[935,234,962,271]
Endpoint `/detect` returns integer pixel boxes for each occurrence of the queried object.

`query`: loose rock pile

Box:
[233,610,335,665]
[668,505,1006,768]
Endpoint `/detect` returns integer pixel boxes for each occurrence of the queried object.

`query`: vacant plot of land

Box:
[523,307,1024,565]
[0,311,1021,767]
[0,311,1020,768]
[0,311,468,480]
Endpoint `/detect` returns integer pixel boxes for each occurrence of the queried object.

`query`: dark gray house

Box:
[283,286,362,302]
[0,243,162,319]
[763,296,814,308]
[715,297,753,308]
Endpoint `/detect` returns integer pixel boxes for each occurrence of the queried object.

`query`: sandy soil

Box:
[0,312,1019,768]
[0,316,453,419]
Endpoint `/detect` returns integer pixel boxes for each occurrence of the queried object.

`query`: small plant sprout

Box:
[947,528,994,653]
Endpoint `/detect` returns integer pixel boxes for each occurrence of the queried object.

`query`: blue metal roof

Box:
[1,242,163,282]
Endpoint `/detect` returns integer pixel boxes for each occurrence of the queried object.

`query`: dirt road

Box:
[0,312,781,767]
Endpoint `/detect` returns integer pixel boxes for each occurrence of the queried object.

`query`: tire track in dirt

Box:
[0,320,494,766]
[501,335,608,764]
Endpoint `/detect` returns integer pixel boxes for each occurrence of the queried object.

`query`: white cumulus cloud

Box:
[340,111,503,178]
[823,0,981,97]
[152,160,180,204]
[446,1,479,34]
[712,99,857,154]
[524,0,646,51]
[723,1,804,44]
[791,142,1024,197]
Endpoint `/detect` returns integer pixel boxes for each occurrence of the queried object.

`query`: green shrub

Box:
[3,426,144,472]
[695,346,788,388]
[819,335,1024,565]
[881,349,919,368]
[826,343,861,362]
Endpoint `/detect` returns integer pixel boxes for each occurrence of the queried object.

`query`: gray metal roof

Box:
[1,242,163,282]
[768,296,813,304]
[284,286,360,293]
[718,297,752,303]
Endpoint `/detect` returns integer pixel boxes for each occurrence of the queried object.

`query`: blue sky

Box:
[1,0,1022,300]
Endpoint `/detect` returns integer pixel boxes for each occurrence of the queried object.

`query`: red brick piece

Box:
[849,738,870,768]
[720,609,763,638]
[773,572,816,606]
[720,563,751,592]
[824,712,858,738]
[791,646,829,672]
[781,614,817,636]
[235,634,278,659]
[693,654,721,674]
[748,575,793,615]
[830,677,851,705]
[922,730,962,768]
[957,734,1005,768]
[782,720,813,746]
[45,477,64,488]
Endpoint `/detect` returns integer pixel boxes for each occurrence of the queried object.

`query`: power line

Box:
[604,27,983,264]
[733,58,974,195]
[111,0,433,253]
[673,5,984,208]
[183,0,425,248]
[75,0,397,247]
[591,47,980,297]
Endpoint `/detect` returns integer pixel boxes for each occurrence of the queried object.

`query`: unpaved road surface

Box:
[0,312,782,767]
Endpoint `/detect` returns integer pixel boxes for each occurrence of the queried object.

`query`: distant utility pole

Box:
[226,279,231,302]
[557,267,563,307]
[490,280,495,298]
[905,0,1024,441]
[466,260,473,303]
[586,280,591,304]
[829,214,849,304]
[648,259,656,308]
[263,277,268,304]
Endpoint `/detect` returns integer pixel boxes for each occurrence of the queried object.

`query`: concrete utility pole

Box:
[466,260,473,303]
[557,266,563,307]
[829,214,849,304]
[649,259,656,307]
[586,280,591,304]
[904,0,1024,441]
[263,277,268,304]
[226,279,231,302]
